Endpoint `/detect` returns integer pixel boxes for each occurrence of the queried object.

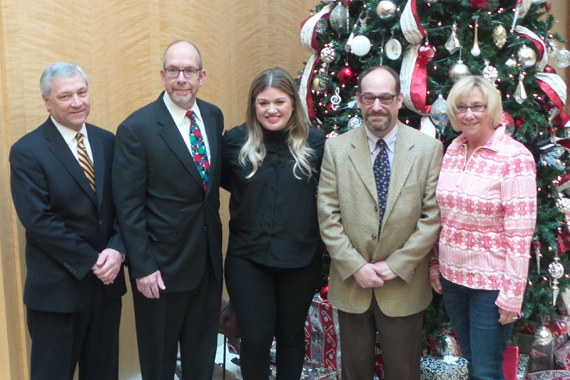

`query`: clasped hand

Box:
[353,261,397,288]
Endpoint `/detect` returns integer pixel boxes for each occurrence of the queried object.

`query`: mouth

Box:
[266,116,281,123]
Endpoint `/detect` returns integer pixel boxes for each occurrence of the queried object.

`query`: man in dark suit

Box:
[9,62,126,380]
[113,40,224,380]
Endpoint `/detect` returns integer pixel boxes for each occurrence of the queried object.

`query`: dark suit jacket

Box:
[113,94,224,292]
[9,118,127,313]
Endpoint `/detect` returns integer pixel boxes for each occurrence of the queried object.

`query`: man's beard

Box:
[364,111,391,133]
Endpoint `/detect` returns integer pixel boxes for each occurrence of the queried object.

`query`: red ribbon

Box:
[536,77,570,126]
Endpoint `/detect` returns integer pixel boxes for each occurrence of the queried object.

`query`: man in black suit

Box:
[113,40,224,380]
[9,62,126,380]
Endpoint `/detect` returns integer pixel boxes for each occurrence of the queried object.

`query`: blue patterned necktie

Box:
[185,110,210,192]
[373,139,390,227]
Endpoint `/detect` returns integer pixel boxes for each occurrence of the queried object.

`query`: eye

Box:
[456,105,468,112]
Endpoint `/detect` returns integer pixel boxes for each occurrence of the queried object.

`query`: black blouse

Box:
[221,124,325,268]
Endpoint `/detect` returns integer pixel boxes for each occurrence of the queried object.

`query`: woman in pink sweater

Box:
[430,76,537,380]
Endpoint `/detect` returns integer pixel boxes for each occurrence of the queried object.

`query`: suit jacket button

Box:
[203,226,208,232]
[372,234,377,240]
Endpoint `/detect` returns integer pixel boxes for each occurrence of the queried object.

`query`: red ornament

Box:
[544,65,557,74]
[545,1,551,12]
[418,43,437,62]
[514,118,525,130]
[338,66,357,85]
[320,285,329,299]
[501,111,515,136]
[468,0,488,8]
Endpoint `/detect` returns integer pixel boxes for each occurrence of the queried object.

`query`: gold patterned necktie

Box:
[76,132,96,192]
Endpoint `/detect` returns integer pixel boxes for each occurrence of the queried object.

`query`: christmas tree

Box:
[298,0,570,340]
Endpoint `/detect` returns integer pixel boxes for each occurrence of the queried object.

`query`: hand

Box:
[430,277,442,294]
[498,307,520,325]
[353,264,384,288]
[372,261,397,281]
[136,270,166,299]
[92,248,123,285]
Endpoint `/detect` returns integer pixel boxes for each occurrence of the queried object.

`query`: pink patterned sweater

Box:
[432,126,537,312]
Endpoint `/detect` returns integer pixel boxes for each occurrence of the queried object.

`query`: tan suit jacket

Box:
[317,122,443,317]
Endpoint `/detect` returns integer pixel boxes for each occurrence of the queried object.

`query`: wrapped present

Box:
[527,369,570,380]
[519,354,530,380]
[270,361,338,380]
[556,340,570,370]
[375,341,384,379]
[503,346,519,380]
[305,295,341,371]
[529,326,556,372]
[420,354,468,380]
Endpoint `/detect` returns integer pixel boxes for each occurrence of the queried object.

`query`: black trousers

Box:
[132,260,222,380]
[27,283,121,380]
[225,255,321,380]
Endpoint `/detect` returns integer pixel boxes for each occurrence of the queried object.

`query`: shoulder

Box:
[121,97,162,126]
[197,98,223,117]
[223,123,247,146]
[325,126,361,148]
[497,133,535,164]
[11,120,51,153]
[307,127,325,150]
[399,123,441,148]
[86,123,114,138]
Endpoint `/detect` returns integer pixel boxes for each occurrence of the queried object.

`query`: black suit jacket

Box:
[9,118,127,313]
[113,94,224,292]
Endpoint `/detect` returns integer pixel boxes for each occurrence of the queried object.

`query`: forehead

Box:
[164,43,200,68]
[256,87,290,100]
[50,73,87,94]
[459,88,485,103]
[359,69,397,94]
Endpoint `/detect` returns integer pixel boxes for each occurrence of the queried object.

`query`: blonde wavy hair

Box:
[239,67,314,179]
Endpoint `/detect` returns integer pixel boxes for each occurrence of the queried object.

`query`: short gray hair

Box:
[40,62,88,98]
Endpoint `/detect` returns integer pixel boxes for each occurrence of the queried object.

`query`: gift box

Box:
[305,295,342,371]
[527,369,570,380]
[270,361,338,380]
[519,354,530,380]
[556,340,570,370]
[503,346,520,380]
[420,355,468,380]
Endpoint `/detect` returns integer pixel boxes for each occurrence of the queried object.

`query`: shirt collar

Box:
[162,92,203,126]
[51,116,88,145]
[365,123,398,154]
[458,125,505,153]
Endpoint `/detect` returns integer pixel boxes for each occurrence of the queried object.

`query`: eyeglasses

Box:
[359,92,398,105]
[163,67,202,79]
[456,104,487,113]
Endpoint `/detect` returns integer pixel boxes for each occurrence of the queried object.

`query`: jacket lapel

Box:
[348,126,378,202]
[156,98,205,189]
[88,126,105,209]
[383,124,416,222]
[44,119,97,204]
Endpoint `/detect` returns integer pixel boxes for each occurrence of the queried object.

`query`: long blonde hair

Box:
[239,67,314,179]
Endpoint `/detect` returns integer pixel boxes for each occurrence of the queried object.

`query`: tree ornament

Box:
[468,0,488,8]
[312,76,328,92]
[351,35,372,56]
[326,87,342,114]
[549,256,565,306]
[338,66,357,85]
[327,125,340,138]
[385,37,402,60]
[501,111,515,136]
[316,18,329,34]
[449,60,471,82]
[377,0,397,20]
[505,55,518,67]
[424,0,440,3]
[330,3,349,35]
[430,94,449,128]
[436,335,459,357]
[517,45,537,68]
[482,60,499,83]
[347,116,362,130]
[534,325,553,345]
[554,48,570,69]
[514,73,527,104]
[493,25,507,49]
[418,41,437,62]
[544,65,556,74]
[320,46,336,64]
[471,17,481,57]
[320,285,329,299]
[445,23,461,54]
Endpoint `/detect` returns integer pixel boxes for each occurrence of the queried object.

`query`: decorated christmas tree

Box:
[298,0,570,340]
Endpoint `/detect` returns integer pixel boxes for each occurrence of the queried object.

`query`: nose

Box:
[371,98,384,111]
[268,103,277,113]
[70,94,82,107]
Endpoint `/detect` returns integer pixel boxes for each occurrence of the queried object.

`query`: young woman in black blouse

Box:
[222,67,325,380]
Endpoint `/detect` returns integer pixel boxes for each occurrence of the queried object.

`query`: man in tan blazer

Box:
[317,66,443,380]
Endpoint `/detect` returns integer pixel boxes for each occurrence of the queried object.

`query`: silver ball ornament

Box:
[347,117,362,130]
[449,60,471,82]
[517,45,537,68]
[436,335,459,356]
[377,1,397,20]
[320,47,336,64]
[534,326,553,345]
[555,48,570,69]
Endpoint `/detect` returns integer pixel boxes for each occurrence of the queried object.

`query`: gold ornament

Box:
[493,25,507,49]
[445,23,461,54]
[449,60,471,82]
[517,45,537,68]
[377,0,397,20]
[471,17,480,57]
